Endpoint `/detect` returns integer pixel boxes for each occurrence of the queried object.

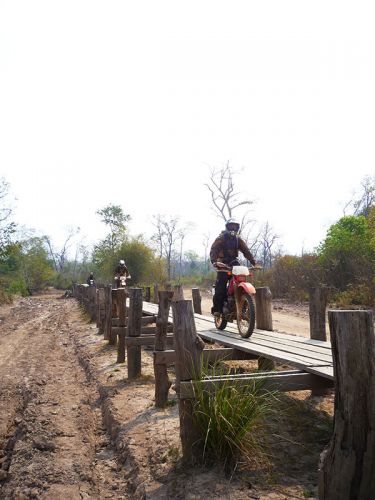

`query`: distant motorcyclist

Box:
[87,272,95,286]
[210,219,257,316]
[114,259,131,288]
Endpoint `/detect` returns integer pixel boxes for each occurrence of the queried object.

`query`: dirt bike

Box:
[115,275,131,288]
[88,279,95,286]
[213,260,258,338]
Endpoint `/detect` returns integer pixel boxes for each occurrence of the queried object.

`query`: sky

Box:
[0,1,374,259]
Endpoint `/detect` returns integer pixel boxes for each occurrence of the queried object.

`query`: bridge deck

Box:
[142,301,333,381]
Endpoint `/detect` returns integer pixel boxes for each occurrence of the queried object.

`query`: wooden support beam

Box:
[172,284,184,301]
[116,288,127,363]
[103,285,112,341]
[112,324,173,336]
[309,286,329,396]
[255,287,275,371]
[154,290,174,408]
[127,288,143,379]
[191,288,202,315]
[144,286,151,302]
[126,334,174,347]
[319,310,375,500]
[154,348,257,366]
[153,283,159,304]
[180,370,332,399]
[172,300,204,464]
[112,315,156,327]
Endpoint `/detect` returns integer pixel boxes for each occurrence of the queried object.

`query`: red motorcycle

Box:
[213,260,258,338]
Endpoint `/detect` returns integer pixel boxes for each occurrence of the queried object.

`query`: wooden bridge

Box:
[141,300,334,376]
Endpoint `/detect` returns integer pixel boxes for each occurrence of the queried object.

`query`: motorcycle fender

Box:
[238,282,256,295]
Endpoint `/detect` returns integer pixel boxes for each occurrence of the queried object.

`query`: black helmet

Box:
[225,218,240,234]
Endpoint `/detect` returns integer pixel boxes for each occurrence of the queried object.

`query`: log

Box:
[191,288,202,315]
[172,284,184,301]
[319,310,375,500]
[144,286,151,302]
[103,285,112,341]
[153,284,159,304]
[109,289,117,345]
[172,300,204,464]
[127,288,143,379]
[309,286,328,341]
[116,288,127,363]
[309,287,329,396]
[154,291,174,408]
[255,287,275,371]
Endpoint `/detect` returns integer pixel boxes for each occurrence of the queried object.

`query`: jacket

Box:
[210,231,256,266]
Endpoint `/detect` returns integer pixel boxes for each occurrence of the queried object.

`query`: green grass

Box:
[192,362,282,471]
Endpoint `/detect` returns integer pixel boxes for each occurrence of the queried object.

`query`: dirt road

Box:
[0,292,129,499]
[0,291,332,500]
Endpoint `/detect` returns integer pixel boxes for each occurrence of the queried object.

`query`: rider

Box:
[114,259,130,288]
[87,272,95,286]
[210,219,257,317]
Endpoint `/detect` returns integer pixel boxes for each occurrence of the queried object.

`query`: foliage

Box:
[266,254,322,301]
[0,178,16,249]
[93,236,166,285]
[317,215,374,304]
[193,362,280,470]
[0,238,55,299]
[96,204,131,254]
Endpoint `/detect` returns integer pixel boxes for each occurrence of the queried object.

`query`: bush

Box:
[192,362,280,470]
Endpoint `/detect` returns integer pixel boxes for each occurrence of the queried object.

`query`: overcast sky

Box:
[0,1,374,258]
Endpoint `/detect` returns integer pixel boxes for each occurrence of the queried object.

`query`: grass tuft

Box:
[192,361,282,471]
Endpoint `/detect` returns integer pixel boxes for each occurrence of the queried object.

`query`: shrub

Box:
[192,362,280,470]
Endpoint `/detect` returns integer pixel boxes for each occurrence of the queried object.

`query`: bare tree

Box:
[152,215,185,281]
[0,178,16,248]
[205,162,254,231]
[258,222,280,269]
[45,226,81,272]
[202,232,211,272]
[343,175,375,217]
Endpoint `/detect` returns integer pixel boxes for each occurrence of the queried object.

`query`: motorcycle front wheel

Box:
[237,294,256,338]
[214,314,228,330]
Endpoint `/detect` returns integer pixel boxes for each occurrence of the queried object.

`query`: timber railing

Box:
[72,281,375,499]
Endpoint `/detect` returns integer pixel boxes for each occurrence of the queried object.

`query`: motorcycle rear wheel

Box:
[214,314,228,330]
[237,294,256,338]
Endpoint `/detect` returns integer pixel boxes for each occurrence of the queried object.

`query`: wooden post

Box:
[103,285,112,341]
[97,288,105,334]
[109,289,117,345]
[309,286,330,396]
[153,284,159,304]
[309,286,328,341]
[255,287,275,371]
[154,291,173,408]
[88,285,97,322]
[173,284,184,301]
[172,300,204,464]
[127,288,143,379]
[319,310,375,500]
[191,288,202,315]
[144,286,151,302]
[116,288,127,363]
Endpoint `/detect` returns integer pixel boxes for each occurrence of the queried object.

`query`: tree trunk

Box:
[154,291,173,408]
[319,310,375,500]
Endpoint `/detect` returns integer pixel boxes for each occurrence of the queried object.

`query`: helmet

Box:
[119,259,125,266]
[225,218,240,234]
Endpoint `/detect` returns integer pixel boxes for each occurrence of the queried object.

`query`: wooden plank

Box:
[198,329,332,372]
[198,329,327,364]
[154,348,257,366]
[180,371,333,399]
[125,334,174,346]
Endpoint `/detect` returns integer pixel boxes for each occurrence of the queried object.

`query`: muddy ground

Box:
[0,290,334,499]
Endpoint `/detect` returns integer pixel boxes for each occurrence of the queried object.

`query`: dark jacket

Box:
[115,264,130,277]
[210,231,256,266]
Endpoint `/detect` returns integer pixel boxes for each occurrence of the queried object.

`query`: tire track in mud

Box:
[0,294,130,499]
